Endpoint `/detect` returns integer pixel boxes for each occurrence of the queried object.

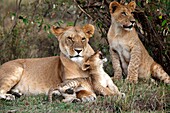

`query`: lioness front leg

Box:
[126,46,141,83]
[0,61,23,100]
[110,49,123,80]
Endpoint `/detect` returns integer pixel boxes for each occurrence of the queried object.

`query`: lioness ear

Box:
[82,63,90,71]
[51,26,65,37]
[109,1,120,14]
[82,24,95,38]
[128,1,136,12]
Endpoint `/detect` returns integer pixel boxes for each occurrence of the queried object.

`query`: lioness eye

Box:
[82,37,86,41]
[122,12,126,16]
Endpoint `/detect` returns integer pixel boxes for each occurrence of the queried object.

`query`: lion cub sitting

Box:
[48,51,124,102]
[108,1,170,83]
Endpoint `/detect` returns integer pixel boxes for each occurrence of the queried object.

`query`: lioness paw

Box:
[0,94,15,100]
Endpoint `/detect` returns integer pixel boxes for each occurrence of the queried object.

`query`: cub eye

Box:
[67,36,74,42]
[121,12,127,16]
[67,36,72,40]
[131,12,135,15]
[99,53,103,59]
[82,37,86,41]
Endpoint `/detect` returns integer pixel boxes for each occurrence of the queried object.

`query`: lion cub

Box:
[82,51,124,97]
[48,51,124,102]
[108,1,170,83]
[48,79,87,102]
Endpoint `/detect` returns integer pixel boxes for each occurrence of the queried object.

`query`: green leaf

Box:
[11,12,16,17]
[44,25,47,31]
[48,33,54,38]
[158,15,162,19]
[23,18,28,24]
[67,22,74,26]
[161,20,167,26]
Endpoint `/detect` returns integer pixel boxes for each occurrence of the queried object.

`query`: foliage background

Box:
[0,0,170,112]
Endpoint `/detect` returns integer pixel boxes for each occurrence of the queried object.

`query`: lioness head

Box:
[51,24,95,63]
[109,1,136,31]
[82,51,107,71]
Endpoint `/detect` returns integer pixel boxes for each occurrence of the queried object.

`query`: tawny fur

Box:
[0,24,97,101]
[48,77,92,103]
[108,1,170,84]
[48,51,125,102]
[82,51,125,96]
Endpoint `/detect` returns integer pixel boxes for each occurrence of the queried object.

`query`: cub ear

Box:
[128,1,136,12]
[82,24,95,38]
[51,26,65,37]
[109,1,120,14]
[82,62,90,71]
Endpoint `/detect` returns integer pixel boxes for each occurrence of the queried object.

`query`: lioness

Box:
[108,1,170,83]
[0,24,97,102]
[48,51,124,103]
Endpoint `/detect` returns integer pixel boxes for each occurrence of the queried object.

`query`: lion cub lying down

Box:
[48,78,90,102]
[48,51,124,102]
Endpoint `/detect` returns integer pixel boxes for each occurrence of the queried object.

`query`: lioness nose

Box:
[130,20,135,24]
[74,49,82,54]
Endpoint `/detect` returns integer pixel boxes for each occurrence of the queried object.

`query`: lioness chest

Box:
[109,36,131,74]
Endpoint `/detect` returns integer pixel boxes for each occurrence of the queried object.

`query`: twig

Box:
[0,0,22,46]
[73,0,93,20]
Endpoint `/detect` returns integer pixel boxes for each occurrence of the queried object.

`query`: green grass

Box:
[0,80,169,113]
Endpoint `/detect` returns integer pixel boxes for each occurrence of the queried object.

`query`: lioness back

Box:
[108,1,170,83]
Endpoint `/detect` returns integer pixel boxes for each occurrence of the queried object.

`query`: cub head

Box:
[82,51,107,71]
[109,1,136,31]
[51,24,95,63]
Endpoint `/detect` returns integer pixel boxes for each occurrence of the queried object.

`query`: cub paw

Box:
[62,98,81,103]
[112,76,122,81]
[125,77,138,84]
[81,94,96,102]
[112,73,122,81]
[76,90,97,102]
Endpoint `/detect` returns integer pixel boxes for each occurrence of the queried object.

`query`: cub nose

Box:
[74,49,82,54]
